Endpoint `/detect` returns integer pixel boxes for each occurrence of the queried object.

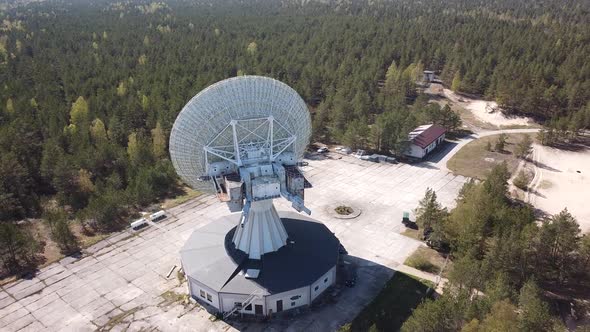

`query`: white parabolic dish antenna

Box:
[170,76,312,259]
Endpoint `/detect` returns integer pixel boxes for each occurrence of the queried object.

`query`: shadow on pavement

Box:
[224,255,396,332]
[425,141,459,164]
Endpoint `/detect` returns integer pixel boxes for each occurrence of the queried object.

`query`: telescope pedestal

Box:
[232,200,288,259]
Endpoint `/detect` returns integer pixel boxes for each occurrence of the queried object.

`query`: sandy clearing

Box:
[466,100,533,127]
[529,144,590,233]
[443,89,534,127]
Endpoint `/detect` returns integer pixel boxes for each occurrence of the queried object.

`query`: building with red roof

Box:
[404,124,447,159]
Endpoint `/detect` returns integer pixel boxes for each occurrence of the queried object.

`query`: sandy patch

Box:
[529,144,590,233]
[538,180,553,189]
[443,89,533,127]
[466,100,533,127]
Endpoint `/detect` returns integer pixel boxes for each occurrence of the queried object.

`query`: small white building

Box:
[404,124,446,159]
[423,70,435,83]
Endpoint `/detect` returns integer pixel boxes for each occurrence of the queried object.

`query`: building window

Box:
[206,294,212,302]
[245,304,252,311]
[290,295,301,300]
[314,286,319,291]
[291,301,296,307]
[234,302,242,307]
[324,278,328,283]
[200,290,205,298]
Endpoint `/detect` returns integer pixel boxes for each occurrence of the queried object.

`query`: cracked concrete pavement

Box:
[0,152,470,331]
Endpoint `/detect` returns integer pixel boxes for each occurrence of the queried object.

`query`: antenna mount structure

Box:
[170,76,312,259]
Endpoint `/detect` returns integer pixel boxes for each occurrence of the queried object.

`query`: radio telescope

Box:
[171,76,339,318]
[170,75,312,259]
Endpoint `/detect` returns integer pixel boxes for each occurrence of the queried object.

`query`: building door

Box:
[276,300,283,312]
[255,304,263,315]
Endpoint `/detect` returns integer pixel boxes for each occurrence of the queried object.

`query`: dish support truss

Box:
[204,116,295,168]
[203,116,311,260]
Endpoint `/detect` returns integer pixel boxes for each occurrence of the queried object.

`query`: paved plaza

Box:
[0,152,468,332]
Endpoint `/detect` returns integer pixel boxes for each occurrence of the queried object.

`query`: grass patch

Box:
[406,255,439,274]
[177,269,186,284]
[161,185,202,209]
[98,307,141,331]
[405,246,452,277]
[33,220,62,267]
[72,222,110,248]
[405,247,442,274]
[341,272,433,332]
[159,290,190,307]
[401,228,421,241]
[447,133,530,179]
[160,290,187,303]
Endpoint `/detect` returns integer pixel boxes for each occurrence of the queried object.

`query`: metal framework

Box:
[169,76,312,259]
[203,116,296,168]
[169,76,311,191]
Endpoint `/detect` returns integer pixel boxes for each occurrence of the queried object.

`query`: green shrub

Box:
[406,255,440,274]
[335,205,354,215]
[513,170,530,191]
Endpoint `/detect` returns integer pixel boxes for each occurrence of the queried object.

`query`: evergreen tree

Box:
[127,132,140,164]
[0,152,38,221]
[414,188,448,236]
[70,96,89,127]
[515,135,533,159]
[128,167,156,206]
[44,207,78,254]
[141,94,149,111]
[451,72,462,92]
[116,81,127,97]
[518,280,553,332]
[477,300,519,332]
[513,170,530,191]
[0,222,40,273]
[535,209,581,285]
[83,188,126,231]
[90,118,108,145]
[151,122,167,159]
[495,133,507,152]
[5,98,14,114]
[401,291,468,332]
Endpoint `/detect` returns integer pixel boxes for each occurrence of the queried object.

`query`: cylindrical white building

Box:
[180,212,339,317]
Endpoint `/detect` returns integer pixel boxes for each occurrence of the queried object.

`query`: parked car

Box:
[385,156,397,163]
[353,149,367,158]
[130,218,148,230]
[334,146,351,153]
[150,210,167,222]
[317,147,328,153]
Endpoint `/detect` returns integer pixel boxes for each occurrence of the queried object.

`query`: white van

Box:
[131,218,148,230]
[150,210,167,222]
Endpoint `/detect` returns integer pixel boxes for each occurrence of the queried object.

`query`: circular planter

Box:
[326,203,362,219]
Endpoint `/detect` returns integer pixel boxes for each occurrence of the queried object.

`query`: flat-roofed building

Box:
[423,70,435,82]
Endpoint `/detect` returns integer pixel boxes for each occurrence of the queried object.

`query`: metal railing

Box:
[223,289,264,319]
